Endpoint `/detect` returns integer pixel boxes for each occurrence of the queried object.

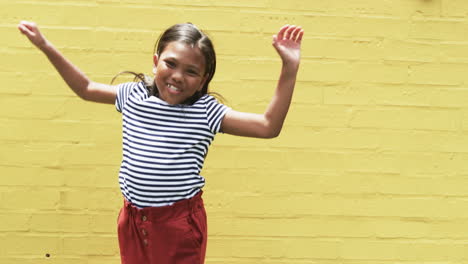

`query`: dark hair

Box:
[112,23,222,105]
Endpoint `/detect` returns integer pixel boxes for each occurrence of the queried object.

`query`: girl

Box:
[18,20,303,264]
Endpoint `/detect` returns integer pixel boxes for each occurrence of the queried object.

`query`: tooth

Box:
[168,84,180,91]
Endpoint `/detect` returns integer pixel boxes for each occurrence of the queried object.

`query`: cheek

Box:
[153,75,160,85]
[155,68,167,81]
[192,79,204,90]
[154,75,165,90]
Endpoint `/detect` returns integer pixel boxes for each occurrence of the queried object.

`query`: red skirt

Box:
[117,192,207,264]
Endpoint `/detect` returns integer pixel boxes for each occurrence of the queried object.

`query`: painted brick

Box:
[2,234,60,255]
[409,63,468,86]
[0,213,30,232]
[442,0,468,17]
[409,18,468,41]
[1,188,60,210]
[62,235,118,256]
[351,62,408,84]
[350,107,460,131]
[269,0,441,18]
[90,212,120,233]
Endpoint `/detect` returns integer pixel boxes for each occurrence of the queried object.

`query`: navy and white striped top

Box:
[115,82,230,208]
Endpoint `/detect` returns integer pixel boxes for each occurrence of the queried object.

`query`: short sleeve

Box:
[115,82,137,113]
[205,96,231,134]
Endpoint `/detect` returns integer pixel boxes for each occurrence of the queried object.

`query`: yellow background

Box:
[2,0,468,263]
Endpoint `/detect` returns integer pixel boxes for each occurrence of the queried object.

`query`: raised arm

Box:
[221,25,304,138]
[18,21,117,104]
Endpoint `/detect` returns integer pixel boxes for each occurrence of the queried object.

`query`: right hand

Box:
[18,21,48,49]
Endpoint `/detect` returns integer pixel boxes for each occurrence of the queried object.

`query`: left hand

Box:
[272,25,304,68]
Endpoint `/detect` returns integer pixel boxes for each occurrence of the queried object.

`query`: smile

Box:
[167,83,181,92]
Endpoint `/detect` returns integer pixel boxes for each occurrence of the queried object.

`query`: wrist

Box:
[39,40,53,53]
[281,60,300,74]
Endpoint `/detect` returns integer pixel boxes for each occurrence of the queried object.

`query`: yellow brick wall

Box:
[3,0,468,263]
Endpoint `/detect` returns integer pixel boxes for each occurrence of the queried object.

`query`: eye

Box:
[165,60,176,68]
[187,69,199,76]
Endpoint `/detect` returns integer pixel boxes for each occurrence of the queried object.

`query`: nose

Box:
[171,69,183,84]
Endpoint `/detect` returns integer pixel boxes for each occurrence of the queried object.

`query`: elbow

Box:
[261,129,281,139]
[268,131,281,139]
[260,115,286,138]
[258,120,283,138]
[77,92,89,101]
[77,81,93,101]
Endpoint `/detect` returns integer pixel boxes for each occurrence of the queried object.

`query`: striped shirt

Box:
[115,82,230,208]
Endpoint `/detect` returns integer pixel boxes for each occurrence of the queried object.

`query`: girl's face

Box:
[153,41,207,105]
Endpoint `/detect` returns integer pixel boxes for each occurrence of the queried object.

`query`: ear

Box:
[152,54,159,75]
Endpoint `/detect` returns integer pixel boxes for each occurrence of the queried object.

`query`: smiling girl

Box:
[18,21,303,264]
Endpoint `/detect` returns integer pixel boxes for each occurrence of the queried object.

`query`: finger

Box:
[18,24,33,36]
[20,20,36,27]
[277,24,289,40]
[19,21,38,33]
[296,29,304,44]
[284,25,295,40]
[291,26,302,41]
[19,20,31,27]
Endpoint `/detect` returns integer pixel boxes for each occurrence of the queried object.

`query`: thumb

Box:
[272,35,278,45]
[272,35,282,53]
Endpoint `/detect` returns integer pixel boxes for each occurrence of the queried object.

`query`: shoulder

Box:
[118,81,147,92]
[117,81,149,99]
[196,94,231,116]
[115,81,150,113]
[195,94,225,106]
[194,94,231,133]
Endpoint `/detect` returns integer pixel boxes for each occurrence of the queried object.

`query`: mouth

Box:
[167,83,181,93]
